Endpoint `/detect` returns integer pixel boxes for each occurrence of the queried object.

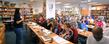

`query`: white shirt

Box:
[104,28,109,37]
[87,36,109,44]
[88,19,94,24]
[102,21,106,30]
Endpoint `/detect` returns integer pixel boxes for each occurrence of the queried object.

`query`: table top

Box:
[27,22,73,44]
[86,25,95,29]
[77,29,92,37]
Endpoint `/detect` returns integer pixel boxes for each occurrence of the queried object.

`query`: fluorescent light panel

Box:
[63,5,72,8]
[56,2,61,4]
[64,3,71,5]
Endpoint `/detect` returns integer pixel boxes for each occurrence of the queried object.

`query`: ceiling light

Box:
[88,2,103,5]
[56,2,61,4]
[81,1,88,3]
[64,3,70,5]
[64,5,72,8]
[91,7,96,10]
[30,0,35,2]
[88,2,98,5]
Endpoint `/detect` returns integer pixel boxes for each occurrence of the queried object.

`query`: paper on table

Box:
[53,36,69,44]
[41,36,47,42]
[86,25,94,28]
[78,29,83,32]
[31,22,37,26]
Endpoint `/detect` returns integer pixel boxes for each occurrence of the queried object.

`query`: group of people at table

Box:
[34,14,109,44]
[13,8,109,44]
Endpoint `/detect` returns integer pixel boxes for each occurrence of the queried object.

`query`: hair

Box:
[64,23,71,28]
[92,27,103,34]
[14,8,20,19]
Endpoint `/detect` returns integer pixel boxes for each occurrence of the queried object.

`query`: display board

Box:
[46,0,55,19]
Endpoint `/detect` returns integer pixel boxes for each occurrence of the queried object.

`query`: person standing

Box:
[14,8,24,44]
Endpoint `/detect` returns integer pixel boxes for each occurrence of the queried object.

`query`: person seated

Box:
[59,23,73,40]
[46,19,51,30]
[95,19,103,28]
[51,19,58,34]
[85,16,89,25]
[37,15,46,27]
[87,27,109,44]
[55,22,63,35]
[88,16,94,25]
[46,19,56,31]
[80,19,88,31]
[70,27,78,43]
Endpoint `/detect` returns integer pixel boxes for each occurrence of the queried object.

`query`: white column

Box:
[88,5,92,16]
[46,0,55,19]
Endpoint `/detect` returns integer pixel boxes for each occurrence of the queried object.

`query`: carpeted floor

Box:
[5,25,37,44]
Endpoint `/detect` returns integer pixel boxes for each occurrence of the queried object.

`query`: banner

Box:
[46,0,55,19]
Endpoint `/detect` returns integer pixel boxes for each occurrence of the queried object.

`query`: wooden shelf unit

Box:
[0,24,5,44]
[91,5,109,23]
[0,7,15,23]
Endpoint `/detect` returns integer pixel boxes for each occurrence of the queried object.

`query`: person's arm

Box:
[61,30,67,38]
[50,27,53,31]
[16,19,23,24]
[16,16,24,24]
[50,22,54,31]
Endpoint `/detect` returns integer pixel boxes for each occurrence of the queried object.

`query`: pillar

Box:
[46,0,55,19]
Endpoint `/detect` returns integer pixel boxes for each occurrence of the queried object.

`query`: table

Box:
[77,29,92,44]
[86,25,94,29]
[27,22,73,44]
[77,29,92,37]
[0,24,5,44]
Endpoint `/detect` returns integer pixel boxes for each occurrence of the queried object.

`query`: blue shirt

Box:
[85,20,89,25]
[80,23,88,31]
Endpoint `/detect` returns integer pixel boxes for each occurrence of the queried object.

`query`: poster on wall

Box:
[46,0,55,19]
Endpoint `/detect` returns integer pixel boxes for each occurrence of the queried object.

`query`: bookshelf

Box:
[91,5,109,23]
[0,1,16,23]
[0,1,16,30]
[0,7,15,23]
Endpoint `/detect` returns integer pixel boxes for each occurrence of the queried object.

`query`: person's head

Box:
[65,23,71,28]
[63,23,71,30]
[86,16,89,20]
[61,23,66,30]
[14,8,21,19]
[92,27,103,41]
[47,19,50,23]
[89,16,92,19]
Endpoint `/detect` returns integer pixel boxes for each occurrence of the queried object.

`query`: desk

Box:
[77,29,92,37]
[86,25,94,29]
[77,29,92,44]
[0,24,5,44]
[27,22,73,44]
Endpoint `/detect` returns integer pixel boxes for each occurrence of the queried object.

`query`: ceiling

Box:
[2,0,109,12]
[3,0,109,7]
[55,0,109,4]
